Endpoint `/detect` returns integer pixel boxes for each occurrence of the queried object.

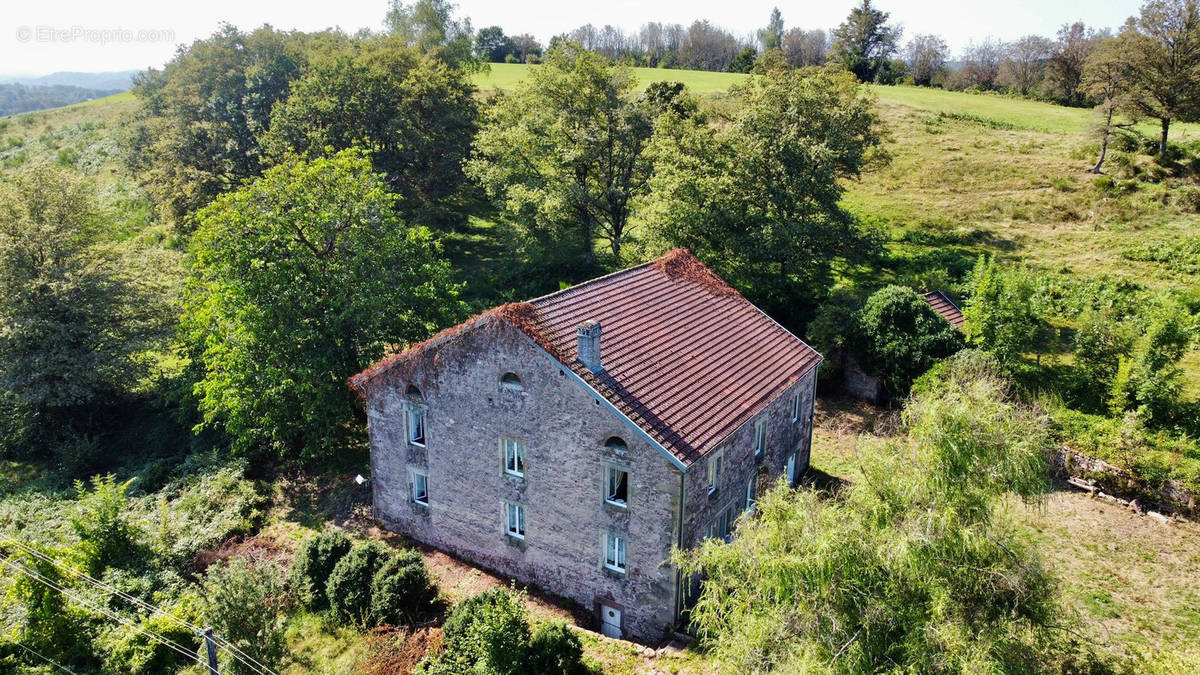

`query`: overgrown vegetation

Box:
[677,354,1091,672]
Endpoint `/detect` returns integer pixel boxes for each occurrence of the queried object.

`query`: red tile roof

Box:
[351,249,823,467]
[923,290,965,329]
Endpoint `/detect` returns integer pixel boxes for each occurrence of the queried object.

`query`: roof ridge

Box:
[525,253,671,306]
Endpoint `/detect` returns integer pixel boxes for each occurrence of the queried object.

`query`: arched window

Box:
[604,436,628,453]
[500,372,524,391]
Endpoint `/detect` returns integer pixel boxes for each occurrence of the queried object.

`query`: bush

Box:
[70,474,144,575]
[851,285,965,397]
[419,587,531,675]
[370,548,437,626]
[528,622,586,674]
[291,530,352,610]
[327,540,391,627]
[202,557,288,675]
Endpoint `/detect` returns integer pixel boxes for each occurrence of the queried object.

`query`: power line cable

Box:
[0,534,275,675]
[12,642,77,675]
[0,553,213,672]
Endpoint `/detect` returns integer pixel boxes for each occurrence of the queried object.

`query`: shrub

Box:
[527,621,586,674]
[97,597,202,674]
[70,474,144,575]
[202,557,288,675]
[851,285,965,397]
[370,548,437,626]
[419,587,531,675]
[327,540,391,628]
[291,530,352,610]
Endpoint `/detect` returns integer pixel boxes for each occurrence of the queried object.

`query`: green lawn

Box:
[473,62,749,94]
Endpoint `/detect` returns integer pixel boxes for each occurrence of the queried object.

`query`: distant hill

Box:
[0,83,121,117]
[0,70,138,91]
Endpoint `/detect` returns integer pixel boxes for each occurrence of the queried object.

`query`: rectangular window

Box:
[706,508,732,540]
[754,420,767,457]
[505,502,525,539]
[408,407,426,446]
[745,476,757,512]
[605,467,628,507]
[604,533,627,573]
[707,453,722,495]
[503,437,525,478]
[411,471,428,505]
[792,392,801,423]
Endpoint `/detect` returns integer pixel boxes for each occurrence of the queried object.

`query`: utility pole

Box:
[202,627,219,674]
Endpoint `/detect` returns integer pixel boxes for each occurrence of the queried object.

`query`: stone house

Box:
[349,249,823,642]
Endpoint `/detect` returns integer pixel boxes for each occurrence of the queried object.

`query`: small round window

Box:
[405,384,424,402]
[500,372,524,391]
[604,436,628,453]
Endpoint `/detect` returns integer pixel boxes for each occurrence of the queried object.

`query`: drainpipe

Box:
[673,467,687,631]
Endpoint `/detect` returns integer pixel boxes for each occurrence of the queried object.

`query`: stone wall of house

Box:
[679,367,819,551]
[365,319,683,642]
[842,354,882,405]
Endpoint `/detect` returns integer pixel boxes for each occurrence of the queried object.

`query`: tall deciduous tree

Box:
[1000,35,1053,95]
[830,0,902,82]
[675,356,1062,672]
[182,151,462,459]
[956,38,1006,90]
[125,25,332,226]
[468,43,670,263]
[385,0,476,68]
[781,28,830,67]
[259,39,478,229]
[1045,22,1102,106]
[1082,37,1135,173]
[0,166,159,455]
[643,68,885,324]
[905,34,948,86]
[1116,0,1200,156]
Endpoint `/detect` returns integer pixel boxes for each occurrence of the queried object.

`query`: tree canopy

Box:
[643,66,885,325]
[676,354,1070,672]
[182,151,463,459]
[830,0,902,82]
[468,42,674,266]
[1113,0,1200,156]
[260,38,478,230]
[0,165,161,457]
[851,285,965,397]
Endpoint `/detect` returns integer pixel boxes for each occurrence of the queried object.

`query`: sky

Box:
[2,0,1143,76]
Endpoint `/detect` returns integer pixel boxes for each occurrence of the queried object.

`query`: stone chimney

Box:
[577,320,603,373]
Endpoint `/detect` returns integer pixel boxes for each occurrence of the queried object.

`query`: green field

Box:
[474,61,750,94]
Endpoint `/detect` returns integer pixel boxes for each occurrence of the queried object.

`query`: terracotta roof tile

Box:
[923,290,965,329]
[351,249,823,467]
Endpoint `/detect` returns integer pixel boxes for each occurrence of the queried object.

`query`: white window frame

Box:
[754,420,767,458]
[502,437,525,478]
[411,470,428,506]
[604,466,629,508]
[745,475,757,512]
[407,406,426,446]
[505,502,525,539]
[792,392,801,423]
[707,452,723,495]
[604,532,627,573]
